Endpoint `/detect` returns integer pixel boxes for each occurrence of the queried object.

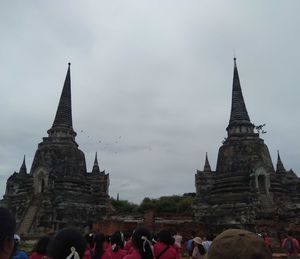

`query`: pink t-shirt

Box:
[153,242,178,259]
[102,249,127,259]
[282,238,299,256]
[123,249,142,259]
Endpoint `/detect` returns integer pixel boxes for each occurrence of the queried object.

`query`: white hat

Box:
[14,234,21,242]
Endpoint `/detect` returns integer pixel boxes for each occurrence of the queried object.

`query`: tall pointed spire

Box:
[52,63,73,129]
[229,57,250,123]
[19,155,27,174]
[203,152,212,172]
[226,58,255,137]
[92,152,100,173]
[276,150,286,173]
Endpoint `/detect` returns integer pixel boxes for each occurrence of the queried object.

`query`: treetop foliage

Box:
[111,193,195,215]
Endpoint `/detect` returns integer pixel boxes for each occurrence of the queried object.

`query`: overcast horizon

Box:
[1,1,300,203]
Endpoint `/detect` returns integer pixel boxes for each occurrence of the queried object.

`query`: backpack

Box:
[284,238,294,253]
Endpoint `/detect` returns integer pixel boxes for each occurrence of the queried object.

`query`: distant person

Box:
[173,232,182,259]
[262,232,272,254]
[103,236,111,251]
[0,208,16,259]
[282,231,299,259]
[124,231,133,254]
[154,230,178,259]
[102,231,127,259]
[94,233,105,259]
[207,229,272,259]
[83,233,95,259]
[201,235,212,253]
[186,231,196,257]
[30,236,51,259]
[191,237,206,259]
[123,227,153,259]
[12,234,28,259]
[47,228,86,259]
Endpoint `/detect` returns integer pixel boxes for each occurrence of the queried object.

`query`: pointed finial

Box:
[92,151,100,173]
[51,63,73,129]
[276,150,286,173]
[203,152,212,172]
[19,155,27,174]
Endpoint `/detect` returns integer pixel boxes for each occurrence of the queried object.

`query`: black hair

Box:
[84,233,94,248]
[32,236,51,254]
[110,231,124,252]
[196,244,206,255]
[132,227,153,259]
[287,230,293,236]
[46,228,86,259]
[0,208,16,251]
[123,231,132,241]
[157,230,174,246]
[94,233,105,259]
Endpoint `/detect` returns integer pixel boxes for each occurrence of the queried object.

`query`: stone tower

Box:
[194,58,300,232]
[1,64,110,234]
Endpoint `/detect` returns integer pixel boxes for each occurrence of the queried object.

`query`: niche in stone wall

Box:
[258,175,266,194]
[33,169,49,194]
[253,167,270,195]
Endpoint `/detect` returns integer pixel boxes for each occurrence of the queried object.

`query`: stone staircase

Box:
[17,197,40,234]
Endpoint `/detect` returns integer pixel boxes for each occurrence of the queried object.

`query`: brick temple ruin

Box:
[194,58,300,233]
[1,60,299,237]
[1,64,110,235]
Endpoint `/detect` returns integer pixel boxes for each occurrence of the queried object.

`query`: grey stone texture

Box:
[194,59,300,232]
[1,64,110,235]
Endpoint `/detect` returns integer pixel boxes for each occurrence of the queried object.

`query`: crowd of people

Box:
[0,208,299,259]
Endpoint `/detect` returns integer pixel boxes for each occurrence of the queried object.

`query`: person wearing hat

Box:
[207,229,272,259]
[192,237,206,259]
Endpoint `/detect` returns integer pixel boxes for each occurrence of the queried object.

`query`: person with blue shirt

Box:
[12,234,28,259]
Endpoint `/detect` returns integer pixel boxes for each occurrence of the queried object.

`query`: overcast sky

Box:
[0,1,300,203]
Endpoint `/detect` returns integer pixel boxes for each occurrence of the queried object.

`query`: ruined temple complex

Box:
[1,59,299,236]
[1,64,110,235]
[194,58,300,232]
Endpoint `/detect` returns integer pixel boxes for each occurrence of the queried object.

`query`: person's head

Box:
[158,230,174,245]
[124,231,132,242]
[110,231,124,251]
[84,233,94,248]
[287,230,293,237]
[0,208,16,259]
[207,229,272,259]
[32,236,51,254]
[193,237,206,255]
[94,233,105,259]
[132,227,153,259]
[47,228,86,259]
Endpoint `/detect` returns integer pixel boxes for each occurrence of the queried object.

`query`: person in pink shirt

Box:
[94,233,106,259]
[282,231,299,259]
[103,236,112,251]
[83,233,95,259]
[153,230,179,259]
[123,227,153,259]
[30,236,51,259]
[102,231,127,259]
[124,232,133,254]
